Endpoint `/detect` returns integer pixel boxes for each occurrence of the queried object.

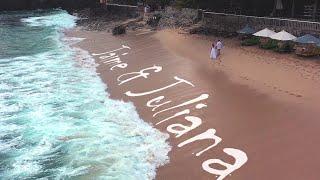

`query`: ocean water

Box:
[0,9,170,179]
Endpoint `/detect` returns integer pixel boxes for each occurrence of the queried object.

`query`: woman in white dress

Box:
[210,43,218,60]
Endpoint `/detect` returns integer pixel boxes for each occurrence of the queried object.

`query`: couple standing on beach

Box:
[210,40,223,61]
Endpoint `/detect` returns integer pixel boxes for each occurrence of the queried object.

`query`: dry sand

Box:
[68,28,320,180]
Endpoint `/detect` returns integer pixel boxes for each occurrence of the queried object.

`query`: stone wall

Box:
[202,11,320,36]
[103,3,139,17]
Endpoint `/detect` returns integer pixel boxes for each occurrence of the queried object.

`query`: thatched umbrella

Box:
[270,30,296,41]
[270,30,296,52]
[294,34,320,44]
[294,34,320,56]
[253,28,276,47]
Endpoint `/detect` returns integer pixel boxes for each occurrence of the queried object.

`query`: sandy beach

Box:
[68,28,320,180]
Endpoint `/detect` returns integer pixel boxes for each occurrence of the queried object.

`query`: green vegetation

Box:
[241,36,259,46]
[175,0,200,8]
[146,13,162,27]
[260,39,278,50]
[112,25,126,35]
[144,0,171,7]
[275,43,294,53]
[139,0,223,9]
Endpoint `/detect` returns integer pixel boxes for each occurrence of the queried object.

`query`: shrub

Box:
[144,0,171,9]
[146,13,162,27]
[112,25,126,35]
[260,39,278,50]
[275,42,294,52]
[241,36,259,46]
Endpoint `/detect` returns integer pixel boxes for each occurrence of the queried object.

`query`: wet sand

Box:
[68,28,320,180]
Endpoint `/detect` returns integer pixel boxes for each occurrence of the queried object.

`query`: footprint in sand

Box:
[272,87,303,98]
[289,92,303,98]
[240,75,249,80]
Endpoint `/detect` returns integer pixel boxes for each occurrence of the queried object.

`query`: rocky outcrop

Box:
[157,7,199,29]
[112,25,126,35]
[76,4,142,31]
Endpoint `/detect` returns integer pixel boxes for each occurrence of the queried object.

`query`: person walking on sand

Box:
[216,40,223,57]
[210,43,218,60]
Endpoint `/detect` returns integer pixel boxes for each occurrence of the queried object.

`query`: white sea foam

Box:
[21,10,77,29]
[62,37,86,46]
[0,10,171,179]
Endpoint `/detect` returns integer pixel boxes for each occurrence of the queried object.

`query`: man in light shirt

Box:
[216,40,223,57]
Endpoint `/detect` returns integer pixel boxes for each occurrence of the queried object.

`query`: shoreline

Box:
[68,27,320,179]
